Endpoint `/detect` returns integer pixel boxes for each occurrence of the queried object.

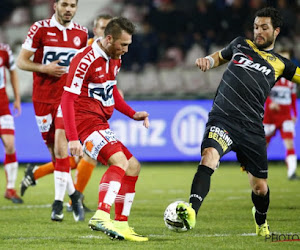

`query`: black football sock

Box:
[189,164,214,215]
[252,187,270,226]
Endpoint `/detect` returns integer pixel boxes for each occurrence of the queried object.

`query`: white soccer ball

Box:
[164,201,189,232]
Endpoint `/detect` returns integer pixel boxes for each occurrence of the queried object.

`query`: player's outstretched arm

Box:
[195,51,227,72]
[133,111,150,128]
[17,49,66,77]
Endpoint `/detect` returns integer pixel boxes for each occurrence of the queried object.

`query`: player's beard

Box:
[253,33,274,50]
[56,11,74,26]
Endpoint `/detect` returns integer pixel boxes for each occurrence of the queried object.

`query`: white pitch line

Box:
[0,204,52,210]
[148,233,257,237]
[0,202,73,210]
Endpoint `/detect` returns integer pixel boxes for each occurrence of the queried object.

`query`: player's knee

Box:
[5,143,15,155]
[127,158,141,176]
[252,183,268,196]
[201,148,220,169]
[54,145,68,159]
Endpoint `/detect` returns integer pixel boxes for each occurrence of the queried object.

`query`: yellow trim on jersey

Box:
[246,40,285,81]
[219,51,224,60]
[292,67,300,84]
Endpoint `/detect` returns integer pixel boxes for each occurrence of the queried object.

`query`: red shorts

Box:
[264,119,295,143]
[0,114,15,135]
[33,102,65,145]
[82,128,132,165]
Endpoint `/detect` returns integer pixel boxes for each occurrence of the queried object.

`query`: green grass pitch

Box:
[0,162,299,249]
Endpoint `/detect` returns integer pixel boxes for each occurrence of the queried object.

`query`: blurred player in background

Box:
[176,7,300,237]
[19,13,116,213]
[17,0,86,221]
[88,14,112,45]
[0,42,23,204]
[61,17,149,241]
[263,50,299,180]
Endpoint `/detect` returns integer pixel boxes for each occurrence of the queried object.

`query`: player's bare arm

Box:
[9,69,21,116]
[133,111,150,128]
[17,49,67,77]
[195,51,228,72]
[68,140,83,157]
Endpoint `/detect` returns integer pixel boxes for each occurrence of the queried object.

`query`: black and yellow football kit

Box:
[201,37,300,178]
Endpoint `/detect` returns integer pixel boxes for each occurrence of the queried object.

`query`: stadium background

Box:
[1,0,300,162]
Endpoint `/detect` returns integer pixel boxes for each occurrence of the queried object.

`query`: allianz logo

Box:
[171,105,208,155]
[110,105,208,155]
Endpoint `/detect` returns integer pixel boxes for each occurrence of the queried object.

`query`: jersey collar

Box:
[50,15,74,31]
[92,38,109,60]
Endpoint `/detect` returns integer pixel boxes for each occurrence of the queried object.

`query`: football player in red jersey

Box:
[61,17,149,241]
[0,42,23,204]
[17,0,87,222]
[263,50,299,180]
[19,13,117,214]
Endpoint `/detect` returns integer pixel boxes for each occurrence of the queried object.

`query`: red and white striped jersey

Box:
[64,40,121,123]
[0,43,16,114]
[22,15,88,104]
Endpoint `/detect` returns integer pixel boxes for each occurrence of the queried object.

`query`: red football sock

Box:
[115,175,138,221]
[98,165,125,213]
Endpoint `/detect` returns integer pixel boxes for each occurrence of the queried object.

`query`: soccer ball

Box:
[164,201,189,232]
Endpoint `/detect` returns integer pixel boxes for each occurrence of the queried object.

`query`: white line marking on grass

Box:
[0,202,74,210]
[80,235,104,239]
[0,204,52,210]
[149,233,257,237]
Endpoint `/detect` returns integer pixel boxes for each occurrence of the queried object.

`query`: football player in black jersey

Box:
[176,7,300,236]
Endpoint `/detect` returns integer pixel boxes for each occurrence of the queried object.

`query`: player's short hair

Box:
[93,14,113,28]
[55,0,78,3]
[104,17,135,39]
[56,0,78,2]
[255,7,283,29]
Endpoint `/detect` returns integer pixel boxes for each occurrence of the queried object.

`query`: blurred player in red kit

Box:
[263,50,299,180]
[19,13,115,214]
[17,0,87,221]
[61,17,149,241]
[0,42,23,203]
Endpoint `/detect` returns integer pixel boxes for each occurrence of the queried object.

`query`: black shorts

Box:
[201,117,268,179]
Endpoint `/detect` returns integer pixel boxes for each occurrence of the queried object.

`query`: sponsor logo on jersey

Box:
[96,67,102,72]
[74,49,96,80]
[171,105,208,155]
[73,36,81,47]
[0,115,14,130]
[83,129,116,160]
[233,53,272,76]
[47,32,56,36]
[35,113,52,133]
[267,55,276,61]
[43,46,77,67]
[208,126,233,152]
[88,80,116,107]
[85,140,94,152]
[27,19,51,39]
